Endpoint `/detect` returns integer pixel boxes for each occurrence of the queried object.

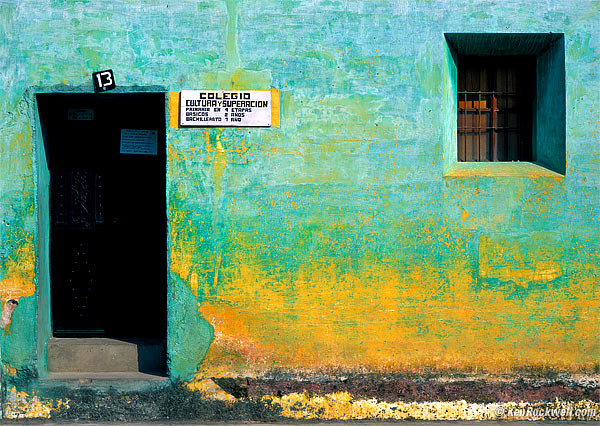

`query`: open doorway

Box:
[37,93,167,374]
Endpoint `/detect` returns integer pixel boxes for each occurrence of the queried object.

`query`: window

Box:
[443,33,566,176]
[457,56,535,162]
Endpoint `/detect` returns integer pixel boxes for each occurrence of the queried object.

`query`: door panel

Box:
[51,170,107,335]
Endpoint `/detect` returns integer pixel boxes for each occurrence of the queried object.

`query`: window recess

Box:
[443,33,566,176]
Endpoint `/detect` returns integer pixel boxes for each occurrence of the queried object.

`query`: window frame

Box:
[442,33,566,177]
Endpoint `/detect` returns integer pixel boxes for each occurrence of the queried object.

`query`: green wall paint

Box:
[0,0,598,386]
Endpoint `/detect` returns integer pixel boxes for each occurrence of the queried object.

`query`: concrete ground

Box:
[18,422,600,425]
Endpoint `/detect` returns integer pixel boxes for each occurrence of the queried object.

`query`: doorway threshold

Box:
[37,371,170,393]
[47,337,166,375]
[43,371,168,381]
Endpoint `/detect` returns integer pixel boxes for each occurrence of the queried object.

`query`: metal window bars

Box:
[457,57,533,162]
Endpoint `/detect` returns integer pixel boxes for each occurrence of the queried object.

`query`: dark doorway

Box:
[37,93,166,341]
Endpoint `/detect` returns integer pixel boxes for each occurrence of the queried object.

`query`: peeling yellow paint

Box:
[169,207,197,281]
[479,234,563,284]
[185,218,598,375]
[0,232,35,300]
[190,270,199,297]
[264,392,600,421]
[185,378,237,402]
[4,387,69,419]
[3,364,17,377]
[212,131,227,198]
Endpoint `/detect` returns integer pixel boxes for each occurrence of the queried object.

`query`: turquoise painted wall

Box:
[0,0,598,383]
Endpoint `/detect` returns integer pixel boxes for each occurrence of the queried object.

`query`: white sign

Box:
[120,129,158,155]
[180,90,271,127]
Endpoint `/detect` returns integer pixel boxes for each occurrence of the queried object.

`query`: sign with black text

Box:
[180,90,271,127]
[119,129,158,155]
[92,69,116,92]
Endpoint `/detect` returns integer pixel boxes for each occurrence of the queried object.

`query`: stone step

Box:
[47,338,165,373]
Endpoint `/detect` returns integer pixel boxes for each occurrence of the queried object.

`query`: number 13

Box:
[96,71,113,88]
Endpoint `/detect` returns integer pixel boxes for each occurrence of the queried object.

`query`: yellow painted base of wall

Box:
[264,393,600,421]
[4,387,69,419]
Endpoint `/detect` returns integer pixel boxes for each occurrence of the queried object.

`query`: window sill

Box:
[444,162,564,179]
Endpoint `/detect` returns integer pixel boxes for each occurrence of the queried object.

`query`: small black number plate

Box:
[92,69,116,92]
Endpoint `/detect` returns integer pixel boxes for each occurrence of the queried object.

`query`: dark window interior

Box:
[457,56,535,162]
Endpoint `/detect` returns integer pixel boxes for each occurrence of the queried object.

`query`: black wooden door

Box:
[51,171,107,335]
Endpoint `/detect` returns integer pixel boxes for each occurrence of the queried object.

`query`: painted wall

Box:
[0,0,598,386]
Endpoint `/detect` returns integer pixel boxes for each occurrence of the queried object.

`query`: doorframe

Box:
[32,87,169,378]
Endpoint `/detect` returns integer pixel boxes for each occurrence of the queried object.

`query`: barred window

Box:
[457,56,535,162]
